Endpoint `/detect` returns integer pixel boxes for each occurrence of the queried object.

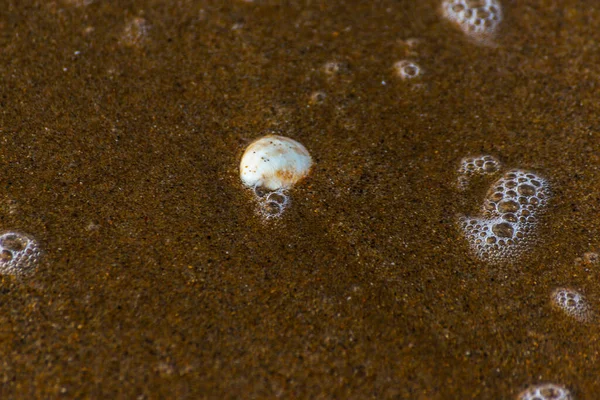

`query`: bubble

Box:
[492,222,513,238]
[120,17,150,47]
[490,192,503,201]
[498,200,519,213]
[457,155,501,190]
[322,61,348,76]
[61,0,93,6]
[517,383,573,400]
[253,187,290,220]
[459,170,551,265]
[551,288,593,323]
[441,0,502,44]
[518,184,536,196]
[393,60,422,80]
[574,251,599,267]
[309,91,327,105]
[0,232,41,276]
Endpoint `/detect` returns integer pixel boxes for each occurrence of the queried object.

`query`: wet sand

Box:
[2,0,600,398]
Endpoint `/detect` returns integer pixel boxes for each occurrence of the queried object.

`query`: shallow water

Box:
[2,0,600,398]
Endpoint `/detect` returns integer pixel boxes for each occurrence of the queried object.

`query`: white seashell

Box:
[240,135,312,191]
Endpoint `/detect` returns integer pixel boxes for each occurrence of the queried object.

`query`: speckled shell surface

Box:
[240,135,312,191]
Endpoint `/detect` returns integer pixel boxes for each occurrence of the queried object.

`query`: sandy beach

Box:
[1,0,600,398]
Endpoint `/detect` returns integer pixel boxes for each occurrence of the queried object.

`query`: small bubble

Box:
[322,61,347,76]
[394,60,422,80]
[517,184,536,196]
[309,91,327,105]
[266,191,288,206]
[61,0,93,6]
[120,17,150,47]
[492,222,513,238]
[252,186,290,220]
[261,200,284,219]
[498,200,519,213]
[0,250,13,261]
[483,161,497,172]
[502,213,517,222]
[456,154,501,190]
[491,192,504,201]
[476,9,490,18]
[517,383,573,400]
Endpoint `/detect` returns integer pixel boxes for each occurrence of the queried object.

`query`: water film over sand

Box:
[2,0,600,398]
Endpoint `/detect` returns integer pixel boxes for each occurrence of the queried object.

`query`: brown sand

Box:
[1,0,600,398]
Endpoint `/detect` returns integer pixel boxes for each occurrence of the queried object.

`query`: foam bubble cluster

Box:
[574,251,599,267]
[441,0,502,43]
[459,170,550,265]
[517,383,572,400]
[394,60,421,80]
[0,232,41,275]
[551,288,592,322]
[253,187,289,219]
[457,155,501,190]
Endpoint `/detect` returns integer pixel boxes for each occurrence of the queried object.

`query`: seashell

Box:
[240,135,312,191]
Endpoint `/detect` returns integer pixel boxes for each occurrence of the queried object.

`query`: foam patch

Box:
[441,0,502,43]
[457,155,502,190]
[0,232,41,276]
[551,288,593,322]
[459,170,550,265]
